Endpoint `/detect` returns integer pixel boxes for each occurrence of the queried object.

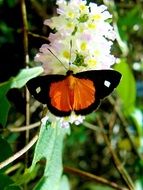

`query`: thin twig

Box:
[20,0,30,168]
[21,0,29,61]
[108,96,143,161]
[28,32,50,42]
[30,0,49,19]
[64,166,128,190]
[83,121,107,133]
[5,163,22,175]
[96,116,135,190]
[9,121,41,132]
[0,135,38,170]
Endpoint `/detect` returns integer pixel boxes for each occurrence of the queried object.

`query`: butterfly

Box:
[26,69,121,117]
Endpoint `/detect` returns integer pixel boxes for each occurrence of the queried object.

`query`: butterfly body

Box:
[27,70,121,116]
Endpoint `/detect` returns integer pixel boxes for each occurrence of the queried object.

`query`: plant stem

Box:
[28,32,50,42]
[64,166,128,190]
[109,96,142,161]
[20,0,30,169]
[0,135,38,170]
[96,116,135,190]
[9,121,41,132]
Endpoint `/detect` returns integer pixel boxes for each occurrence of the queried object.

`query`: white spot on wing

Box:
[36,87,41,94]
[104,80,111,88]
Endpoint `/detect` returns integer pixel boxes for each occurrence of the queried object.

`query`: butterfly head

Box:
[66,70,74,76]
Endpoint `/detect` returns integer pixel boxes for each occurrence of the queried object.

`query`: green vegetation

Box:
[0,0,143,190]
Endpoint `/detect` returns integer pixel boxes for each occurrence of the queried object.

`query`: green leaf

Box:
[11,67,43,89]
[0,93,11,126]
[118,6,142,28]
[114,23,129,56]
[5,185,22,190]
[0,21,14,45]
[135,178,143,190]
[114,59,136,116]
[0,0,4,6]
[0,81,12,126]
[130,108,143,138]
[117,6,142,42]
[0,66,43,126]
[58,176,70,190]
[30,121,69,190]
[0,175,22,190]
[6,0,17,8]
[0,136,12,172]
[0,174,13,190]
[15,164,40,185]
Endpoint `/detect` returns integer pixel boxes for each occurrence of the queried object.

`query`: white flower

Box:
[89,3,112,21]
[40,0,116,75]
[42,112,85,128]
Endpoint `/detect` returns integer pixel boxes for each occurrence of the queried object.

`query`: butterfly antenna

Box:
[69,40,73,69]
[48,48,68,71]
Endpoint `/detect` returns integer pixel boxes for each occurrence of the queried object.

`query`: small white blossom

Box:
[42,112,85,128]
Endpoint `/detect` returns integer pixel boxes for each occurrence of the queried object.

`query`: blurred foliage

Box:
[0,0,143,190]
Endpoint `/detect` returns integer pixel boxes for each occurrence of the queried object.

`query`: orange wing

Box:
[49,75,96,112]
[72,77,95,110]
[49,78,72,112]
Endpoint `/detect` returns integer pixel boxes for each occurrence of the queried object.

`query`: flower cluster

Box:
[35,0,116,127]
[35,0,116,75]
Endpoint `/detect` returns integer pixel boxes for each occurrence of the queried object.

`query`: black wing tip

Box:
[26,78,36,93]
[47,105,71,117]
[26,77,48,104]
[113,70,122,86]
[114,70,122,78]
[75,100,100,116]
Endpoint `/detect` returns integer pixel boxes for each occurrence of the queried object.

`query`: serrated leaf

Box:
[30,121,69,190]
[114,59,136,116]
